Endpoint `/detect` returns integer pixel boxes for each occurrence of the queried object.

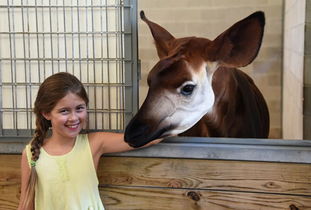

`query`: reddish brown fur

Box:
[181,67,269,138]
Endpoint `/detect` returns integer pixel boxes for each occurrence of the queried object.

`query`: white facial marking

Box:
[155,62,217,135]
[206,61,219,79]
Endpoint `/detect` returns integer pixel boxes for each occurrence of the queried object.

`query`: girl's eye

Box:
[181,84,196,96]
[60,109,69,114]
[77,106,86,112]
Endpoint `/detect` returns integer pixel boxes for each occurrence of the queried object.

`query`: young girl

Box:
[18,72,161,210]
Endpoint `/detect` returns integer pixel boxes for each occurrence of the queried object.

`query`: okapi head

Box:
[125,11,269,148]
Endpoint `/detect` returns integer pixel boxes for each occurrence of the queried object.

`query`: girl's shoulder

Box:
[86,132,108,148]
[23,144,32,168]
[87,131,130,155]
[85,132,103,155]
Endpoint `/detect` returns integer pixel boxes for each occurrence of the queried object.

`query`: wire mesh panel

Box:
[0,0,138,137]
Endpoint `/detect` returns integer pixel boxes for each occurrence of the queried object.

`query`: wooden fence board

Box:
[100,187,311,210]
[1,155,311,210]
[0,184,19,210]
[0,155,21,210]
[98,157,311,196]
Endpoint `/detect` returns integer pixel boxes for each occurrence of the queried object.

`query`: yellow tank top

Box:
[26,134,105,210]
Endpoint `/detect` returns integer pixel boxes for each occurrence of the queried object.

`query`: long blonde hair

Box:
[22,72,89,208]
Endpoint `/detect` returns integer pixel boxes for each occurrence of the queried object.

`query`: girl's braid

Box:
[30,115,50,163]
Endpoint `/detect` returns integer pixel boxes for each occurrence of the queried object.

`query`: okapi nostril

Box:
[124,117,170,147]
[124,118,154,147]
[125,121,149,139]
[140,10,146,19]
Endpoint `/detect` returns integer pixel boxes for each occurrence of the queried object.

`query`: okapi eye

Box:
[181,84,196,96]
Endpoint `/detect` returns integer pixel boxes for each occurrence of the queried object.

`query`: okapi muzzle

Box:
[125,90,177,147]
[125,10,269,147]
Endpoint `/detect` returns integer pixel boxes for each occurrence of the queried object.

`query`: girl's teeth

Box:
[68,124,78,128]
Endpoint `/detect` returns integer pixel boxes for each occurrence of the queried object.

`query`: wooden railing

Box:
[1,137,311,209]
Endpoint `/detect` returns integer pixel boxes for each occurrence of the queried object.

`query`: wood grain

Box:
[98,157,311,196]
[100,186,311,210]
[1,155,311,210]
[0,155,21,210]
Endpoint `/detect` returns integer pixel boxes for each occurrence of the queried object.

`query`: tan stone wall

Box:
[283,0,306,139]
[137,0,283,138]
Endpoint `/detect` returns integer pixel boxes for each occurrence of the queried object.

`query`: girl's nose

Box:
[69,112,78,121]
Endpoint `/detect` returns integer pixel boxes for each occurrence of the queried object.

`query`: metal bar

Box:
[70,0,74,74]
[41,0,46,78]
[26,0,33,133]
[35,0,41,82]
[0,31,128,35]
[7,0,16,135]
[123,0,136,126]
[0,71,2,136]
[76,0,82,79]
[85,0,90,98]
[104,137,311,164]
[115,2,119,130]
[0,5,131,9]
[1,82,130,87]
[0,108,130,113]
[120,0,125,130]
[130,0,139,118]
[91,0,97,129]
[0,48,2,135]
[49,0,54,73]
[105,0,111,130]
[0,128,124,140]
[100,2,105,129]
[56,0,60,72]
[11,0,18,134]
[160,137,311,146]
[0,57,129,61]
[21,0,30,131]
[62,0,68,72]
[118,0,123,128]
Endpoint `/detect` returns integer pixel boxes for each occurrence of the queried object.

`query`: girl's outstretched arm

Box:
[18,149,34,210]
[89,132,162,154]
[88,132,162,168]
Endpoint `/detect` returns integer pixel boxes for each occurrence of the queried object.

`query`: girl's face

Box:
[43,92,87,140]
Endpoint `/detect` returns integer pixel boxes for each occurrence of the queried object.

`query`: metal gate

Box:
[0,0,139,138]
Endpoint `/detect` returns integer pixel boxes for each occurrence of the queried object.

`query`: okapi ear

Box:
[140,11,175,59]
[208,11,265,67]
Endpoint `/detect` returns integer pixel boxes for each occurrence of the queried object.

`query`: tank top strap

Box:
[74,134,91,155]
[25,144,32,168]
[71,134,96,173]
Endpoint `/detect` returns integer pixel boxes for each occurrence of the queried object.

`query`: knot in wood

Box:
[289,204,299,210]
[167,179,182,188]
[187,191,200,201]
[264,181,279,189]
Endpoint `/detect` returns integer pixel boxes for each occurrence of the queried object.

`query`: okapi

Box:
[125,11,270,148]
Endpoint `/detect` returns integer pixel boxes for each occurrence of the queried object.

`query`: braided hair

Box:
[22,72,89,208]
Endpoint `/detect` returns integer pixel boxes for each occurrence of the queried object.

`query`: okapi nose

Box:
[124,119,151,148]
